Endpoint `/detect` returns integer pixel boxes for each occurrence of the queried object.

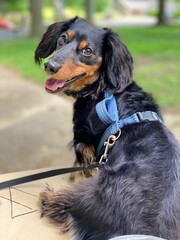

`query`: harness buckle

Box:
[99,129,121,164]
[136,111,155,122]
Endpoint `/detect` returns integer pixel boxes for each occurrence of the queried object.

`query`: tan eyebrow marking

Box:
[68,31,75,40]
[79,40,89,49]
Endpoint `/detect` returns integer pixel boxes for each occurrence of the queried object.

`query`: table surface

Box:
[0,168,71,240]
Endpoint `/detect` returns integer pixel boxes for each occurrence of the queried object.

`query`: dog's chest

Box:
[73,97,105,135]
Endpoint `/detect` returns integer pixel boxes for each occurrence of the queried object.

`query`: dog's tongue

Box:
[45,78,65,92]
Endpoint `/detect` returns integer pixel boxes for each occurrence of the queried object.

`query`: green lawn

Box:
[117,26,180,111]
[0,37,46,83]
[0,26,179,111]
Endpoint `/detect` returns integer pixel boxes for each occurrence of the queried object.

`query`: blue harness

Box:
[95,90,163,157]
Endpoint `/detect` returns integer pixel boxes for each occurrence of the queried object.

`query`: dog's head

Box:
[35,17,133,98]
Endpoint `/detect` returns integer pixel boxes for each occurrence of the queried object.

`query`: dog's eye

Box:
[57,34,67,48]
[82,47,93,57]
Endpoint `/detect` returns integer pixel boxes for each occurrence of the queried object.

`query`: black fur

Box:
[36,17,180,240]
[35,17,78,64]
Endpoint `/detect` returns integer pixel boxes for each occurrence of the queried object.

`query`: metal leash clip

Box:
[99,129,121,164]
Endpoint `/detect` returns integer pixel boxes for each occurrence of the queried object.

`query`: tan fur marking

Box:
[39,185,55,202]
[67,57,102,92]
[83,145,96,165]
[79,40,89,49]
[52,56,102,92]
[70,144,97,181]
[68,30,75,40]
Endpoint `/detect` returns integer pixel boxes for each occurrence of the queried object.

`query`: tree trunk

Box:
[52,0,66,21]
[29,0,43,37]
[85,0,94,25]
[157,0,167,25]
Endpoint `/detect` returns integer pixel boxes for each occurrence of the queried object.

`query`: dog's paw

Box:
[39,184,57,218]
[39,184,55,204]
[39,186,73,226]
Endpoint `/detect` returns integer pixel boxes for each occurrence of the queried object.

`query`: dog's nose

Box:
[44,61,60,74]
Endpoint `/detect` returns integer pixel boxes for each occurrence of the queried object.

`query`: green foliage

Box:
[94,0,110,12]
[66,0,109,12]
[115,26,180,111]
[0,26,179,111]
[174,9,180,18]
[66,0,84,7]
[148,9,158,17]
[0,0,28,12]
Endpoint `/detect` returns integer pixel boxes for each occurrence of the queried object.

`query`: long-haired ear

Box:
[34,17,78,64]
[102,30,133,92]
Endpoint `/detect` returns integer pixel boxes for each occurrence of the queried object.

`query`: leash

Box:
[96,90,163,156]
[0,129,120,190]
[0,129,119,190]
[0,163,103,190]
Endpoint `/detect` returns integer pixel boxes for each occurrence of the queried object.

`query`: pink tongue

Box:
[45,78,65,92]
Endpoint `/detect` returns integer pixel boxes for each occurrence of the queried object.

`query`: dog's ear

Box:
[102,30,133,92]
[34,17,78,64]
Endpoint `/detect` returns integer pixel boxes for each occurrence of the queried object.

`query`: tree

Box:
[157,0,167,25]
[29,0,43,37]
[52,0,66,21]
[85,0,94,24]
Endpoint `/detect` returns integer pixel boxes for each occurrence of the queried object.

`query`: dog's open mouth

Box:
[45,73,86,93]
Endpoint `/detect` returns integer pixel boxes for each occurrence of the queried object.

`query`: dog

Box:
[35,17,180,240]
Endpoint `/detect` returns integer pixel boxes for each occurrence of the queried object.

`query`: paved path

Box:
[96,16,157,28]
[0,66,74,174]
[0,65,179,174]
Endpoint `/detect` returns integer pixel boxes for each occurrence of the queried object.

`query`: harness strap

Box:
[96,91,119,125]
[0,163,102,190]
[96,90,163,156]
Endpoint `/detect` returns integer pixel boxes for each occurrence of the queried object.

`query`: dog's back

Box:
[69,83,180,240]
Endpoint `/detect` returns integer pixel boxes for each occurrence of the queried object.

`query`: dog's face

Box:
[35,17,133,97]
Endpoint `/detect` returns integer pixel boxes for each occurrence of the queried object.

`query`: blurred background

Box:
[0,0,180,174]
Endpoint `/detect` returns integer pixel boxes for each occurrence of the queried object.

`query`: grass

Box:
[0,37,46,84]
[116,26,180,111]
[0,26,179,111]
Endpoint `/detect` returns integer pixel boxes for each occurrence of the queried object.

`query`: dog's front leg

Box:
[39,175,104,240]
[70,143,96,181]
[76,142,96,166]
[39,184,76,236]
[71,98,101,181]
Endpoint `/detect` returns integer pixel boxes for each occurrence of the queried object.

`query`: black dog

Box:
[35,17,180,240]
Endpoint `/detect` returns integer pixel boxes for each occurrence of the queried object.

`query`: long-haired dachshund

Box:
[35,17,180,240]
